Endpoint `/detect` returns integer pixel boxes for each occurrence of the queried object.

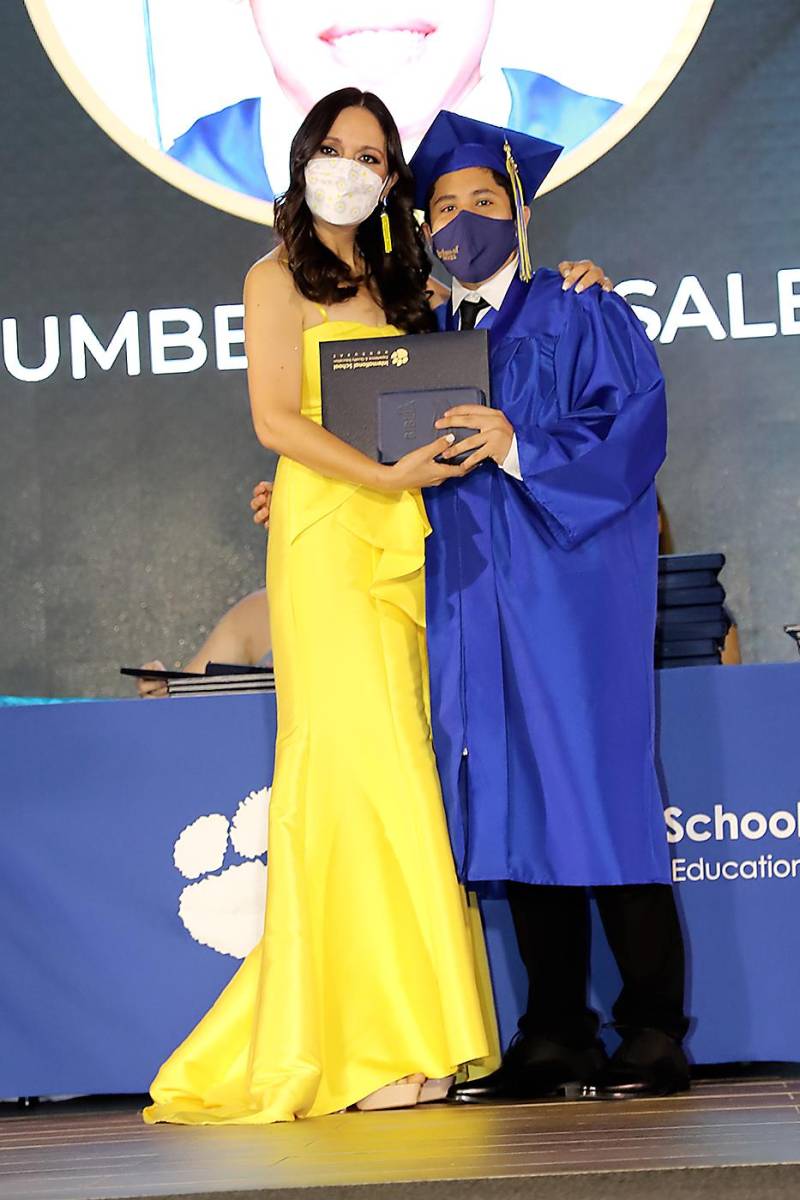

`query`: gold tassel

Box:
[504,138,532,283]
[381,203,393,254]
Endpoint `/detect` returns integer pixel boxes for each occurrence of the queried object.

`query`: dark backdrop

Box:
[1,1,798,697]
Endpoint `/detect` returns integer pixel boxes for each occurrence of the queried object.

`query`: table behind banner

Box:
[1,663,799,1097]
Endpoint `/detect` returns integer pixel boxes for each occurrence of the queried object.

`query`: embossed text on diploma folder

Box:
[319,329,491,461]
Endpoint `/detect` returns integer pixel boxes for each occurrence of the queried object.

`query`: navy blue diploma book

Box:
[319,329,491,464]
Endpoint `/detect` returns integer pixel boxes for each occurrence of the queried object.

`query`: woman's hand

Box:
[435,406,514,470]
[251,480,273,528]
[558,259,613,294]
[379,434,468,491]
[137,661,168,698]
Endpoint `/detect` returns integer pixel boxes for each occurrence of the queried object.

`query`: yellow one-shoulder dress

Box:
[143,317,491,1124]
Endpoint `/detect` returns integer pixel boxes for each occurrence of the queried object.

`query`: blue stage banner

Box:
[1,663,799,1097]
[0,694,275,1098]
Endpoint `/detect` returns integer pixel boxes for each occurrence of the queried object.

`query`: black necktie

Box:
[459,297,490,330]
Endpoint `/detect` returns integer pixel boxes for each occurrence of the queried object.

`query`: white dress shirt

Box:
[450,255,524,480]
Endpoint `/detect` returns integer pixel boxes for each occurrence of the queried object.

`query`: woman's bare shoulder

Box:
[426,274,451,310]
[245,248,296,304]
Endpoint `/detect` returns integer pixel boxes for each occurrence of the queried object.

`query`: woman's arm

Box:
[245,259,460,492]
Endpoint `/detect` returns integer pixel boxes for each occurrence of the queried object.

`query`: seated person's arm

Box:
[136,590,271,697]
[185,589,270,672]
[722,622,742,665]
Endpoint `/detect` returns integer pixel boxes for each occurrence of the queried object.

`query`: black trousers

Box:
[505,883,689,1047]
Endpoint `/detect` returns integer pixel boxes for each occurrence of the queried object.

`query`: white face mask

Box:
[304,156,385,226]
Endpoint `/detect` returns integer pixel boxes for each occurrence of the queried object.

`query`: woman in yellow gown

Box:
[143,89,490,1124]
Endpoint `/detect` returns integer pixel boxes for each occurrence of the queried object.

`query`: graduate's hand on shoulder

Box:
[436,406,514,469]
[250,480,273,528]
[380,435,470,491]
[558,259,613,294]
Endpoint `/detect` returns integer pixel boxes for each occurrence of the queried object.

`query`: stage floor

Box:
[3,1076,800,1200]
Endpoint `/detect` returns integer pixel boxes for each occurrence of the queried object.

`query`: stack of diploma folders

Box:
[165,665,275,696]
[655,553,728,668]
[121,663,275,696]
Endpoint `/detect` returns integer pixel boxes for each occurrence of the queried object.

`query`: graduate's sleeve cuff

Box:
[500,434,523,481]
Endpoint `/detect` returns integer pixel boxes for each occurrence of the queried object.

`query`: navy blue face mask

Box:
[431,209,518,285]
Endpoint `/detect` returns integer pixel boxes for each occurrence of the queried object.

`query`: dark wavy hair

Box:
[274,88,436,335]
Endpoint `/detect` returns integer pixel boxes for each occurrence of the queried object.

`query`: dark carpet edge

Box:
[101,1161,800,1200]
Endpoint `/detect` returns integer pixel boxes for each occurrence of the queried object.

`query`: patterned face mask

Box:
[304,156,385,226]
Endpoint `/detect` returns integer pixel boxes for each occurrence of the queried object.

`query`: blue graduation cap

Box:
[410,111,562,282]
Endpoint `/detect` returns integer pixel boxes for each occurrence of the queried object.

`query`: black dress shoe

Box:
[585,1028,690,1100]
[451,1034,609,1103]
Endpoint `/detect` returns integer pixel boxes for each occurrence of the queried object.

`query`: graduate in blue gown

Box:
[409,112,690,1102]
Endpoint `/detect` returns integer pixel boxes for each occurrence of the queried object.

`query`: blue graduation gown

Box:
[424,270,670,887]
[167,71,620,202]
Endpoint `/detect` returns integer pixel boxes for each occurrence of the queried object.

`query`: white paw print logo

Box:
[172,787,271,959]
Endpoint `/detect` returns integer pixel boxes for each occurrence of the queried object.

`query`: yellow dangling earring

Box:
[380,197,393,254]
